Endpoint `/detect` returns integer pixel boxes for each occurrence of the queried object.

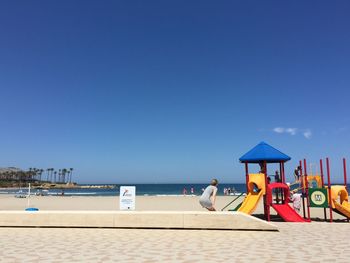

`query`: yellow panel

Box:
[307,175,322,188]
[329,185,348,209]
[334,201,350,218]
[248,173,266,194]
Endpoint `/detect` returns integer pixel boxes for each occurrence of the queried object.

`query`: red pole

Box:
[320,159,325,187]
[300,160,306,218]
[278,162,282,203]
[342,158,349,222]
[343,158,347,190]
[281,162,286,202]
[326,158,333,223]
[264,161,270,221]
[245,162,249,193]
[304,159,311,221]
[320,159,327,221]
[279,162,282,183]
[299,160,303,184]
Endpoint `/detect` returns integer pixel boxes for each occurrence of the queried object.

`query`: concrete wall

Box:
[0,211,278,231]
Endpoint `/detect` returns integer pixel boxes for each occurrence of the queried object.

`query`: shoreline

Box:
[0,184,117,190]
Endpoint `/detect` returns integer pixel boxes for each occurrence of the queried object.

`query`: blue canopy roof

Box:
[239,142,291,163]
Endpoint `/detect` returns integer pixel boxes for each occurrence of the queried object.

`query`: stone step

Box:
[0,211,278,231]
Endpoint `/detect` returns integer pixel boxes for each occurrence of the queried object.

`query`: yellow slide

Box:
[334,201,350,218]
[330,185,350,218]
[238,173,265,215]
[238,191,264,214]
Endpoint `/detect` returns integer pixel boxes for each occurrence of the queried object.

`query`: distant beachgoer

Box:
[199,179,218,211]
[223,188,227,195]
[182,188,187,196]
[267,176,271,184]
[294,166,301,182]
[291,193,302,212]
[190,187,194,195]
[274,171,280,182]
[259,162,266,174]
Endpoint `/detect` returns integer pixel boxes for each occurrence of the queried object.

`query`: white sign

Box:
[119,186,136,210]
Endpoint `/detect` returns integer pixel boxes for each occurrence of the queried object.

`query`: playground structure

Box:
[320,158,349,221]
[266,183,308,222]
[330,185,350,218]
[227,142,350,223]
[291,157,350,222]
[236,142,308,222]
[328,158,350,221]
[237,173,265,214]
[290,175,322,194]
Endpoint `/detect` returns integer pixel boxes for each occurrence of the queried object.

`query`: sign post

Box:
[309,188,328,208]
[119,186,136,210]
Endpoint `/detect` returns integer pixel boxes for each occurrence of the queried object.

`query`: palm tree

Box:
[28,168,32,181]
[32,168,38,182]
[28,168,34,182]
[65,169,70,184]
[39,169,43,182]
[62,168,67,183]
[69,168,73,183]
[54,171,57,183]
[46,169,50,182]
[58,169,62,183]
[49,168,54,182]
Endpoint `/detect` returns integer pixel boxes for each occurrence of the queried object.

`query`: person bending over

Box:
[199,179,218,211]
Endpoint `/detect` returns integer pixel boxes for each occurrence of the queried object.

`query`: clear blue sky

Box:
[0,1,349,183]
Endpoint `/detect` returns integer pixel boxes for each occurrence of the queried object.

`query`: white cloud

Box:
[273,127,312,139]
[286,128,297,135]
[273,127,285,133]
[273,127,297,135]
[303,130,312,139]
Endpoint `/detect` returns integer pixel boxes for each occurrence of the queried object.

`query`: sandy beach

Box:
[0,195,349,262]
[0,195,242,211]
[0,194,348,220]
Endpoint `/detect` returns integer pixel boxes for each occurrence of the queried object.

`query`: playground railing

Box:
[221,192,245,211]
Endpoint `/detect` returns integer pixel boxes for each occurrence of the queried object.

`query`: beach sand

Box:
[0,195,349,262]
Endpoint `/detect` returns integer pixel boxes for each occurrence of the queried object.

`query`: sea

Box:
[0,183,247,197]
[3,183,349,197]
